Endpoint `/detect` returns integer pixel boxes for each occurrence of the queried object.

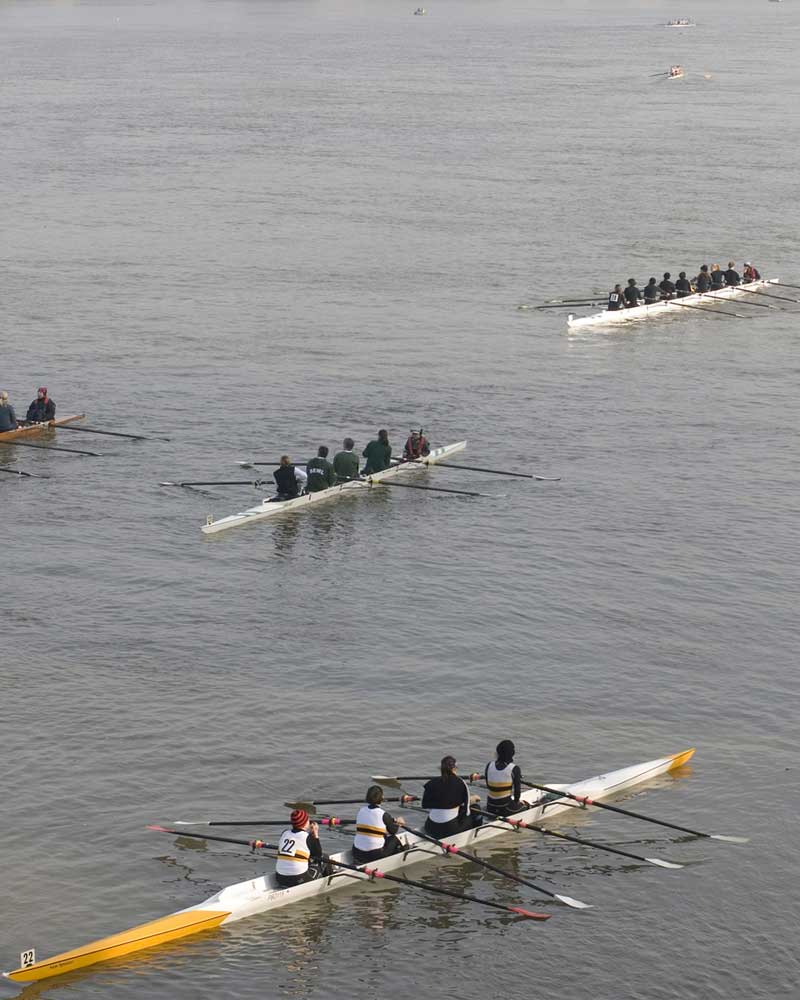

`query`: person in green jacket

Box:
[362,429,392,474]
[306,445,336,492]
[333,438,360,483]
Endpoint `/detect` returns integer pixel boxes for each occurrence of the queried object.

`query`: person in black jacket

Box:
[608,284,625,310]
[709,264,725,290]
[659,273,676,299]
[26,387,56,423]
[724,261,741,286]
[623,278,641,308]
[643,277,659,304]
[675,272,692,297]
[422,756,481,837]
[695,265,711,293]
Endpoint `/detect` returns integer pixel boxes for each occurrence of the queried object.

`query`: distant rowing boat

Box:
[567,278,778,329]
[0,413,85,443]
[3,749,695,984]
[201,440,467,535]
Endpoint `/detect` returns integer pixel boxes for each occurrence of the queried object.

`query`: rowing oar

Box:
[170,817,356,827]
[704,292,775,309]
[772,280,800,290]
[0,440,102,456]
[147,825,549,921]
[0,466,48,478]
[516,780,748,843]
[532,301,604,310]
[403,824,591,908]
[286,795,419,809]
[393,459,560,482]
[734,287,800,304]
[159,479,267,488]
[54,425,169,441]
[368,479,497,499]
[667,301,748,319]
[372,773,483,786]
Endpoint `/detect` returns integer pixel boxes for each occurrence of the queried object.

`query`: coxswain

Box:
[724,261,741,286]
[484,740,527,816]
[25,387,56,424]
[306,445,336,492]
[743,262,761,282]
[333,437,360,483]
[709,264,725,290]
[659,272,676,299]
[675,271,692,297]
[275,809,324,888]
[403,428,430,461]
[421,756,481,838]
[623,278,641,308]
[362,429,392,474]
[0,391,18,433]
[643,277,659,304]
[351,785,407,864]
[695,265,711,293]
[273,455,307,499]
[607,284,625,311]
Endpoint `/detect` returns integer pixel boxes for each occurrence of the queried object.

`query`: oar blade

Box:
[508,907,551,921]
[371,775,404,788]
[554,893,592,910]
[284,800,317,812]
[646,857,683,869]
[171,821,210,826]
[709,834,749,844]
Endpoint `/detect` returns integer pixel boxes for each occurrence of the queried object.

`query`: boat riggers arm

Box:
[517,780,748,843]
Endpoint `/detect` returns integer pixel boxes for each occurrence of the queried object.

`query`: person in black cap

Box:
[643,277,659,304]
[623,278,641,308]
[484,740,528,816]
[608,284,625,311]
[659,272,676,300]
[675,271,692,297]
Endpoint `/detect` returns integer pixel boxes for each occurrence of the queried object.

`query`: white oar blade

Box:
[284,800,317,812]
[371,775,404,788]
[237,461,255,468]
[554,894,592,910]
[646,857,683,869]
[171,820,210,826]
[709,834,749,844]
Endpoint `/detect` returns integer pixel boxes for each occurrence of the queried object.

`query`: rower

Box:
[724,261,741,286]
[25,387,55,424]
[351,785,407,864]
[362,429,392,474]
[403,428,430,461]
[333,438,360,483]
[273,455,307,499]
[695,265,711,293]
[675,271,692,297]
[421,755,481,838]
[743,261,761,282]
[0,391,18,432]
[709,264,725,290]
[623,278,641,308]
[658,272,676,299]
[306,445,336,492]
[607,284,624,311]
[275,809,324,888]
[643,277,659,304]
[484,740,527,816]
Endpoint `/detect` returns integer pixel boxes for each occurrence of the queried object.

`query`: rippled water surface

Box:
[2,0,799,997]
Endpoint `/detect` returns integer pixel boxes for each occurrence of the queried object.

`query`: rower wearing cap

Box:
[0,391,18,433]
[273,455,307,499]
[275,809,324,888]
[659,273,676,300]
[675,272,692,297]
[643,277,659,305]
[362,429,392,474]
[724,261,741,286]
[25,387,55,424]
[743,262,761,282]
[623,278,641,309]
[607,284,624,311]
[484,740,527,816]
[403,429,430,462]
[421,756,481,838]
[351,785,407,864]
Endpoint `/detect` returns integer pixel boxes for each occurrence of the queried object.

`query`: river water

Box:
[2,0,799,997]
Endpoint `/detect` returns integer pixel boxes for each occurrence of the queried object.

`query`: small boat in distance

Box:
[665,18,695,27]
[414,7,426,13]
[668,65,685,79]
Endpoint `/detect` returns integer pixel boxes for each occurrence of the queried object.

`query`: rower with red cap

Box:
[351,785,407,864]
[26,387,56,424]
[421,756,482,838]
[275,809,324,888]
[403,428,430,462]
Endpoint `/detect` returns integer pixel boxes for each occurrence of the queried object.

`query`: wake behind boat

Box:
[4,748,697,984]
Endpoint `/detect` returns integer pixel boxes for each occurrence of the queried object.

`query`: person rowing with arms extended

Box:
[25,387,56,423]
[273,455,307,500]
[0,391,18,432]
[484,739,528,816]
[275,809,326,888]
[362,429,392,474]
[422,755,482,838]
[351,785,407,864]
[403,428,430,461]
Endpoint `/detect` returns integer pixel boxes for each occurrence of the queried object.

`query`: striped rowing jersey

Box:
[275,828,313,876]
[485,760,521,809]
[353,805,389,852]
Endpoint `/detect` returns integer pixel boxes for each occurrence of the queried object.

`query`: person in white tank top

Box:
[275,809,324,888]
[352,785,407,864]
[484,740,528,816]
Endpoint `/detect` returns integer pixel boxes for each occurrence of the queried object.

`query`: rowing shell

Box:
[201,440,467,535]
[4,748,695,984]
[0,413,86,443]
[566,278,778,329]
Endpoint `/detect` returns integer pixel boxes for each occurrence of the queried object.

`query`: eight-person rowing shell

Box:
[607,260,761,307]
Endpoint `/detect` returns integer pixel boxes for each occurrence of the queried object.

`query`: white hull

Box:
[567,278,778,329]
[201,441,467,535]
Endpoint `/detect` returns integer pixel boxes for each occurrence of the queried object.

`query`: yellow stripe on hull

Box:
[667,748,696,770]
[4,908,229,983]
